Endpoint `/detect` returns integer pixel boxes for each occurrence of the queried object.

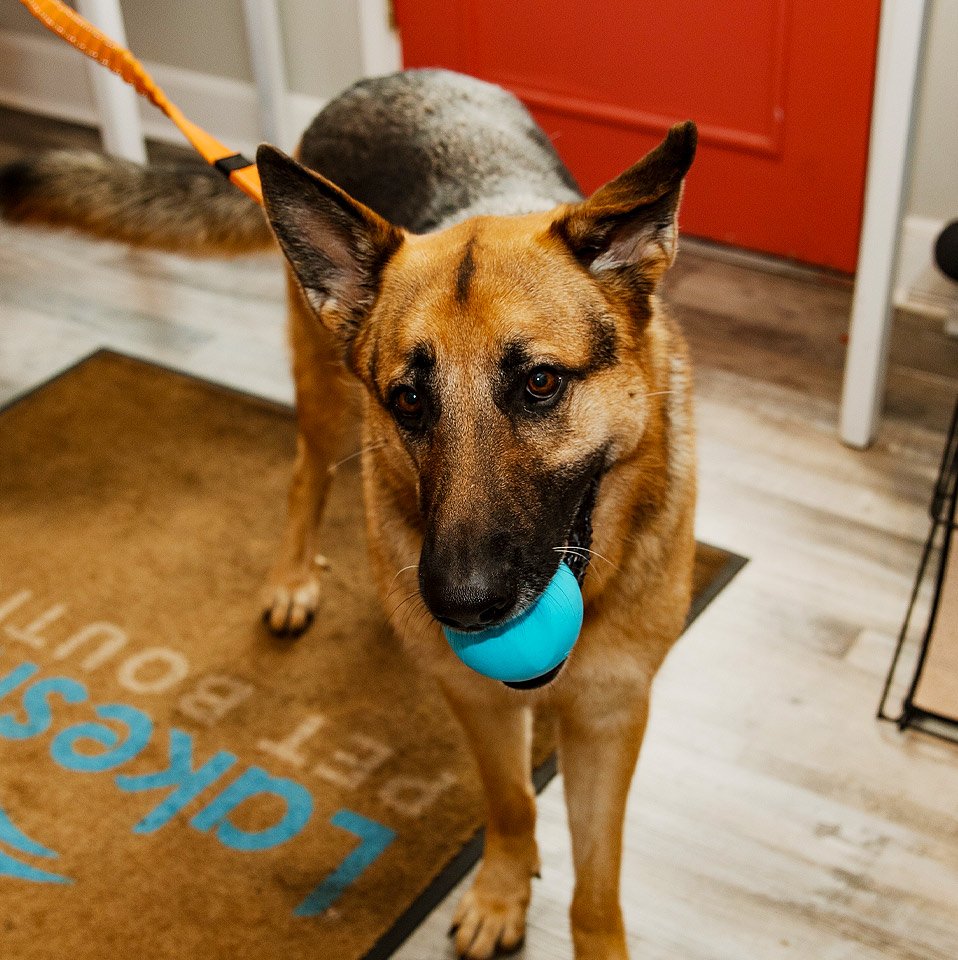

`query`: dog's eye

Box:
[525,368,562,401]
[392,387,423,418]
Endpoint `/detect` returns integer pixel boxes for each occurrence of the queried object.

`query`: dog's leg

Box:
[262,268,352,636]
[443,687,539,960]
[558,689,649,960]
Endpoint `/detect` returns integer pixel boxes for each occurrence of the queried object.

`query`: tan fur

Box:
[4,120,697,960]
[278,203,696,959]
[260,266,357,631]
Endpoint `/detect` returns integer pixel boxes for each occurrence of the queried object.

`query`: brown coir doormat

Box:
[0,351,744,960]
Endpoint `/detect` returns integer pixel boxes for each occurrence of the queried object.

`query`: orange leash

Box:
[18,0,264,205]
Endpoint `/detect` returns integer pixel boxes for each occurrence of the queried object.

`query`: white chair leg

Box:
[74,0,147,163]
[241,0,291,150]
[839,0,930,449]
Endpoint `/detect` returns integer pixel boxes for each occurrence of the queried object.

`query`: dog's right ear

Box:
[257,145,404,347]
[549,121,696,318]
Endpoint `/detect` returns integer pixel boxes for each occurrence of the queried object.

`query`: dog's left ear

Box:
[550,121,697,300]
[256,144,403,349]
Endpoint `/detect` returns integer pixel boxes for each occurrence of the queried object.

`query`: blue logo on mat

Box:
[0,652,399,912]
[0,803,72,885]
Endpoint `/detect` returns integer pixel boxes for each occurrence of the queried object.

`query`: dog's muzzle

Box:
[501,476,600,691]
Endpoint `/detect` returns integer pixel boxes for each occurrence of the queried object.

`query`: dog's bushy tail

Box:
[0,151,273,255]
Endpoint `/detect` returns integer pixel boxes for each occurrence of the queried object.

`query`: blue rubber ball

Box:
[443,563,583,683]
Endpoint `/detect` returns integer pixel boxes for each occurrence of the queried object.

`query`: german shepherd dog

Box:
[1,69,697,960]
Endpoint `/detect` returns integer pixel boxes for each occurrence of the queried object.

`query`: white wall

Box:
[909,0,958,221]
[896,0,958,316]
[0,0,366,96]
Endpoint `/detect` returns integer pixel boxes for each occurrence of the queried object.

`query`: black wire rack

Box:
[878,393,958,743]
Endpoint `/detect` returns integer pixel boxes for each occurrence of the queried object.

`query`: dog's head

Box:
[258,123,695,632]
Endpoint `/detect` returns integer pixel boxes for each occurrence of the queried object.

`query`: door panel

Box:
[394,1,881,272]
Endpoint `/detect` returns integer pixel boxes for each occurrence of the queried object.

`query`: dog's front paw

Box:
[261,570,321,637]
[450,852,535,959]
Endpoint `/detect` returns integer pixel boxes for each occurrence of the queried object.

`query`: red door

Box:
[393,1,881,273]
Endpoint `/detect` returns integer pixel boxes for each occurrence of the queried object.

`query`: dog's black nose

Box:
[423,572,516,631]
[418,534,518,631]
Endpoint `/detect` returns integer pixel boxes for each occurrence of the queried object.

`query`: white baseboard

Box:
[0,28,327,158]
[893,215,958,322]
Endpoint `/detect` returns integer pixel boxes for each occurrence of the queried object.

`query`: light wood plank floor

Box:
[1,108,957,959]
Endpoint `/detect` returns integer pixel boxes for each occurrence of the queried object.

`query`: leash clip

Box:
[213,153,255,177]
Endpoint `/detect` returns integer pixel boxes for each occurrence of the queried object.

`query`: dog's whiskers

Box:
[397,602,415,644]
[331,439,388,470]
[382,580,418,609]
[399,595,430,645]
[406,605,431,645]
[554,545,621,573]
[381,566,420,612]
[386,590,420,623]
[386,563,419,592]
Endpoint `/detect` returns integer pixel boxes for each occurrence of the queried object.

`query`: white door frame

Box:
[357,0,402,77]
